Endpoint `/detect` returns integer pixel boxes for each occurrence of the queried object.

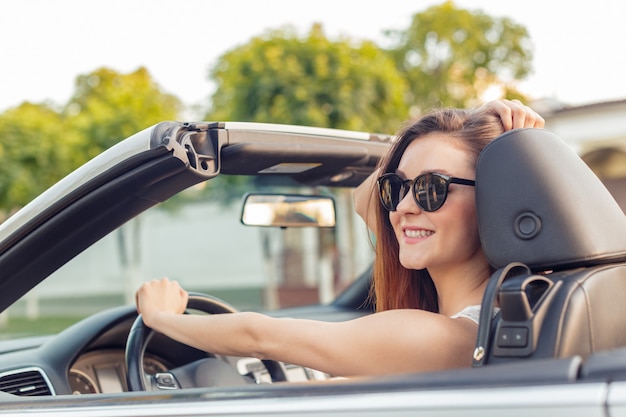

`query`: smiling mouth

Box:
[404,229,434,239]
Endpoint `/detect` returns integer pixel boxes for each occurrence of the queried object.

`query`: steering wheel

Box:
[125,292,287,391]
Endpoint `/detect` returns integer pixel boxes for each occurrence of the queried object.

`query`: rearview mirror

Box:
[240,194,336,228]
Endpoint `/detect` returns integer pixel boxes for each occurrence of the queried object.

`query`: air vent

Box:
[0,368,54,396]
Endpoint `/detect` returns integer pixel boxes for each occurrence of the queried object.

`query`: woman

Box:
[135,100,544,377]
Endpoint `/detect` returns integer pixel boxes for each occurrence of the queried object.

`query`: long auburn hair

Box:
[370,107,504,313]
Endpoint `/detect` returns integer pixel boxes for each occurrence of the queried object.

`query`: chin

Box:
[399,256,427,271]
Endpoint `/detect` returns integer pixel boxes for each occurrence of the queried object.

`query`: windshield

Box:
[1,185,374,337]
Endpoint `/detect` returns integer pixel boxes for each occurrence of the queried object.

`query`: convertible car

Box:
[0,121,625,416]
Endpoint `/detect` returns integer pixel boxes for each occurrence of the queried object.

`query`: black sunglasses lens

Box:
[415,174,447,212]
[379,175,405,211]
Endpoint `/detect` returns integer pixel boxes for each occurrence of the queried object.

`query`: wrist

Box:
[141,310,171,331]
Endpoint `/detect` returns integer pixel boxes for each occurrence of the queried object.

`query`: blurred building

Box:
[537,98,626,211]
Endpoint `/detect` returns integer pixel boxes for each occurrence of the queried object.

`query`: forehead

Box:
[397,132,473,176]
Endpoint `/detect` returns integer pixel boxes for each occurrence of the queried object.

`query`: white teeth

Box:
[405,229,434,238]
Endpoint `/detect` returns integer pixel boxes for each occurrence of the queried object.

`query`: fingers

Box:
[481,99,545,131]
[507,99,545,129]
[135,277,188,316]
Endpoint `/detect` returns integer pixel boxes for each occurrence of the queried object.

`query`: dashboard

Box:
[0,306,211,396]
[0,306,328,395]
[69,350,172,394]
[0,301,353,398]
[68,348,329,394]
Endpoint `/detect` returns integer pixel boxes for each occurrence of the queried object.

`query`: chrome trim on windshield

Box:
[219,122,374,141]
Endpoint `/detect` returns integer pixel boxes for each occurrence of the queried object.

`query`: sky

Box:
[1,0,626,117]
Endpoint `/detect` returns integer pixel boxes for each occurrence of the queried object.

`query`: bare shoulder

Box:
[344,309,479,373]
[361,308,478,340]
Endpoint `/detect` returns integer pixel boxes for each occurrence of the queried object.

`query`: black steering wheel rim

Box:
[125,292,287,391]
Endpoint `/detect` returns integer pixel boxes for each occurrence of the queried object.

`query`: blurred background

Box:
[1,0,625,335]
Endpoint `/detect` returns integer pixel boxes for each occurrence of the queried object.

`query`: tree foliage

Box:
[0,67,182,216]
[207,24,409,134]
[386,0,534,112]
[0,103,82,215]
[65,67,182,158]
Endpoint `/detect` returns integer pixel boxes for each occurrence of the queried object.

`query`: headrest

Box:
[476,128,626,271]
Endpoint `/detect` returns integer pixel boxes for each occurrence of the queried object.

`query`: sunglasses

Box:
[377,172,475,212]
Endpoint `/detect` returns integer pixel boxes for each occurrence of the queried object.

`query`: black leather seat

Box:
[471,128,626,366]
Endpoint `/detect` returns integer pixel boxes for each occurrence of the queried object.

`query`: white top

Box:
[450,305,482,325]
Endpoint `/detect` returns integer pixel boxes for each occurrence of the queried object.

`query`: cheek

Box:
[388,211,399,226]
[453,202,480,244]
[442,192,478,235]
[388,212,405,240]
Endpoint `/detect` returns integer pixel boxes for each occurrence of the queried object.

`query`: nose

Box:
[395,189,422,214]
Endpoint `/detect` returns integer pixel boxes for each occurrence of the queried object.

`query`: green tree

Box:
[386,0,534,112]
[0,102,82,217]
[66,67,182,158]
[207,24,408,134]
